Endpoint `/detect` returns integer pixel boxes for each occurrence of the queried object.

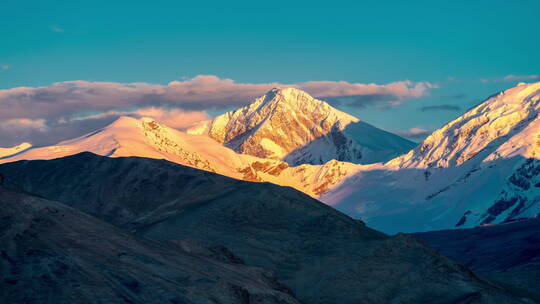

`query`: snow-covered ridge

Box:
[1,87,409,198]
[3,83,539,234]
[0,115,362,197]
[390,82,540,169]
[0,142,32,158]
[189,87,414,165]
[323,82,540,233]
[1,116,256,179]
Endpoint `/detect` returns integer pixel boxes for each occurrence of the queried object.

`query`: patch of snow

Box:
[0,142,32,158]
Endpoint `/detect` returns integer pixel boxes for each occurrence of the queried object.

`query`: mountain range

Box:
[2,82,540,303]
[1,83,539,234]
[0,153,529,303]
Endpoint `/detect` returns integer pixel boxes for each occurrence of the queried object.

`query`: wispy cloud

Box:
[0,75,437,146]
[500,74,540,81]
[481,74,540,83]
[1,64,11,70]
[50,25,65,33]
[421,105,461,112]
[306,80,438,108]
[395,127,432,140]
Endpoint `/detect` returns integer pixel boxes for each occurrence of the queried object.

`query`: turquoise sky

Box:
[1,0,539,140]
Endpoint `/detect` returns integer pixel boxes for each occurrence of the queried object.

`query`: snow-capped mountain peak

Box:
[4,83,539,234]
[189,87,414,165]
[389,81,540,169]
[250,87,355,121]
[0,115,363,198]
[0,116,240,175]
[324,81,540,233]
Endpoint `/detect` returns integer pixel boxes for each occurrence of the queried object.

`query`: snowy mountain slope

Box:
[0,142,31,158]
[0,116,266,180]
[414,217,540,273]
[342,121,417,162]
[322,82,540,233]
[388,81,540,169]
[0,116,362,197]
[0,88,408,198]
[414,217,540,301]
[5,83,539,235]
[189,87,415,165]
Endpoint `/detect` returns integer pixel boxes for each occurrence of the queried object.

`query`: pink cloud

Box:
[0,118,48,132]
[298,80,437,107]
[0,75,436,118]
[0,119,49,147]
[0,75,437,146]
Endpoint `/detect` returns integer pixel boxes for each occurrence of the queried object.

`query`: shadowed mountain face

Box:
[283,120,416,166]
[0,153,530,304]
[415,218,540,302]
[0,185,300,304]
[414,217,540,273]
